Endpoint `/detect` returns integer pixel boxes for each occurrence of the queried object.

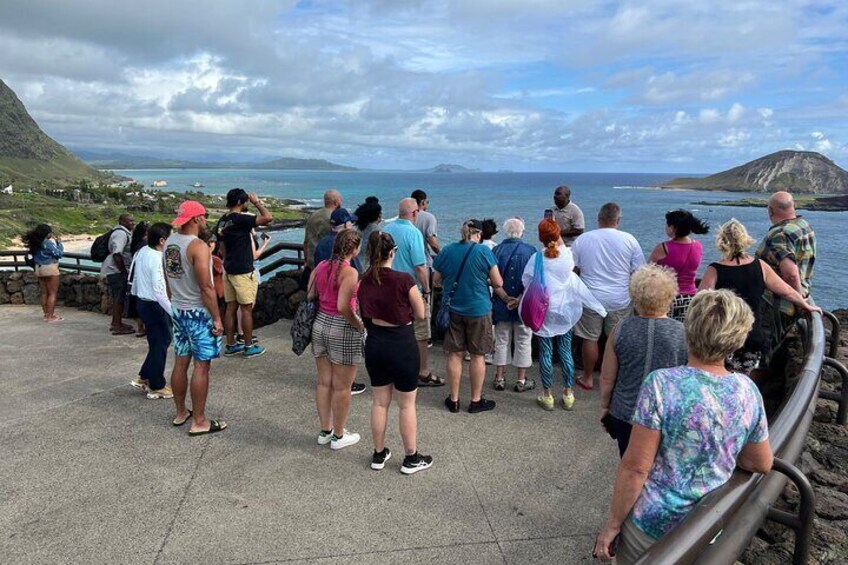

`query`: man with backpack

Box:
[97,214,136,335]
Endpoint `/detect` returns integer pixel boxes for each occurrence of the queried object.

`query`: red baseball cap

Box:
[173,200,207,226]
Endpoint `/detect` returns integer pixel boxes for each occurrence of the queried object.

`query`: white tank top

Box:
[163,233,212,311]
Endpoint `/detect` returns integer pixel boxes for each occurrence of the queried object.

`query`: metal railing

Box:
[634,310,848,564]
[1,242,305,277]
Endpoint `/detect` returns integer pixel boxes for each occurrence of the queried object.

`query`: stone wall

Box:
[0,268,307,327]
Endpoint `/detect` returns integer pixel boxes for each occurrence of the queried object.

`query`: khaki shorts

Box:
[35,263,60,277]
[224,272,258,305]
[574,306,631,341]
[414,296,432,341]
[444,312,494,356]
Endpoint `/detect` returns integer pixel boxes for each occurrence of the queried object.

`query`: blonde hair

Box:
[460,221,482,242]
[685,289,754,363]
[715,219,754,261]
[629,264,678,316]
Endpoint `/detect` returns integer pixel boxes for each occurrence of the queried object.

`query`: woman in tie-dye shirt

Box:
[593,290,774,564]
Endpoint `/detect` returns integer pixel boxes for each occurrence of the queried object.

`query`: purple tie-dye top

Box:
[630,366,769,539]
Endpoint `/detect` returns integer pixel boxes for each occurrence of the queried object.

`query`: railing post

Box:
[820,357,848,426]
[765,458,815,565]
[823,310,841,360]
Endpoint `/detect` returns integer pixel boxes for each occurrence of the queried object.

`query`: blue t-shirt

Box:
[383,219,426,285]
[433,242,497,318]
[314,233,362,271]
[491,238,536,323]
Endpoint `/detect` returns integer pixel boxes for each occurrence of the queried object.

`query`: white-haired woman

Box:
[491,217,537,391]
[593,290,774,563]
[698,219,818,373]
[599,265,687,456]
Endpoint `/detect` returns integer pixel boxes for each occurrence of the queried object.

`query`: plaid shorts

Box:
[312,311,364,366]
[172,308,221,361]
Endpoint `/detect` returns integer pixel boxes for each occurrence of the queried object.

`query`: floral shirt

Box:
[630,366,769,539]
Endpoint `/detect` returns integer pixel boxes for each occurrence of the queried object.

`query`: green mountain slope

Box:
[0,79,108,186]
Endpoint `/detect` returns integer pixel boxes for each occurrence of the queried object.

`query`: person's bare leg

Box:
[111,299,124,328]
[38,278,48,317]
[331,363,357,437]
[240,303,255,344]
[469,354,486,402]
[224,301,238,346]
[395,389,418,455]
[446,351,463,401]
[315,356,333,431]
[370,385,393,453]
[188,360,214,433]
[495,365,505,380]
[171,355,191,423]
[417,340,429,376]
[580,339,599,386]
[45,276,60,319]
[516,366,527,382]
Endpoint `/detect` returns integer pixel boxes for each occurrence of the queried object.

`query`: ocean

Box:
[121,169,847,311]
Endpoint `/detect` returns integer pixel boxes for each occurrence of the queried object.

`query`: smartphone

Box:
[260,232,271,241]
[544,209,554,220]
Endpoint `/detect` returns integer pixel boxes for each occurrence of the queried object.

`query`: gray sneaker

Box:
[514,379,536,392]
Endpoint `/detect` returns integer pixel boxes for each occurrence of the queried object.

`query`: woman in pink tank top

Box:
[306,229,365,450]
[649,210,709,321]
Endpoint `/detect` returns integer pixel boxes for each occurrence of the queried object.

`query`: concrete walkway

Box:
[0,306,617,564]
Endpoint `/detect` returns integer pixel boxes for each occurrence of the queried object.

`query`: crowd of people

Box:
[21,182,820,562]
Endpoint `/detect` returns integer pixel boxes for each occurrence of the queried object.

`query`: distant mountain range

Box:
[0,79,110,185]
[659,150,848,194]
[76,151,359,172]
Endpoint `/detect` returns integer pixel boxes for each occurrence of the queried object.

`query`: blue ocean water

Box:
[122,169,847,310]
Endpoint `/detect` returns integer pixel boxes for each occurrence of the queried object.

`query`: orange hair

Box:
[538,219,560,258]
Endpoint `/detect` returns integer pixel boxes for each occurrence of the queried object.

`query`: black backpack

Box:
[90,228,117,262]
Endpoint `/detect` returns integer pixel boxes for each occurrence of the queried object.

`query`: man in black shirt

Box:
[217,188,273,358]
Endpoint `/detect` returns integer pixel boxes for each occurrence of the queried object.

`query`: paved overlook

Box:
[0,306,615,565]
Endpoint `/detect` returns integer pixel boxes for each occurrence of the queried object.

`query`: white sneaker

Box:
[317,430,334,445]
[130,378,149,391]
[330,431,361,450]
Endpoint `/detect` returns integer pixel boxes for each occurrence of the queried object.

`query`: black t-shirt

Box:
[358,269,416,326]
[218,212,258,275]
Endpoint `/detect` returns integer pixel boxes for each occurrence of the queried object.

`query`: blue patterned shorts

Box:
[172,308,221,361]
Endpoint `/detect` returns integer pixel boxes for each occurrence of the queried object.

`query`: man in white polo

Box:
[571,202,645,390]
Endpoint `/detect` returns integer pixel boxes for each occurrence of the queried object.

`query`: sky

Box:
[0,0,846,173]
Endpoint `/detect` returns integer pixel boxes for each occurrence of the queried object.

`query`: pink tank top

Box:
[314,260,358,316]
[658,240,702,295]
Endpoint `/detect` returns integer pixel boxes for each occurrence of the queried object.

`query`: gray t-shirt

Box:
[100,225,132,277]
[415,210,438,267]
[549,202,585,246]
[610,316,687,423]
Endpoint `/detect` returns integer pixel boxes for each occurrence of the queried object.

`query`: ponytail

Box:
[364,231,396,285]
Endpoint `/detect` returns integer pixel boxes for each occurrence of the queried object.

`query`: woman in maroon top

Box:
[358,231,433,474]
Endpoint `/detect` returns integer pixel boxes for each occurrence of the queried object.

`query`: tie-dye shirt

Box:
[630,366,769,539]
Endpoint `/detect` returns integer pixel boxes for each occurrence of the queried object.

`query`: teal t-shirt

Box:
[433,242,497,318]
[383,219,426,284]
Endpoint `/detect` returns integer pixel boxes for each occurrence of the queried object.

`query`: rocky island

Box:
[659,150,848,211]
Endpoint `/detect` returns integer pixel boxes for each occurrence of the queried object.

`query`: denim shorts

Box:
[172,308,221,361]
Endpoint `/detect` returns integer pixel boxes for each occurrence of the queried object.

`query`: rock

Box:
[83,284,102,305]
[815,488,848,520]
[287,290,306,310]
[22,272,37,284]
[9,292,23,304]
[814,518,847,546]
[6,279,23,293]
[811,468,848,490]
[8,271,23,281]
[0,287,9,304]
[799,451,823,475]
[22,283,40,305]
[281,276,300,296]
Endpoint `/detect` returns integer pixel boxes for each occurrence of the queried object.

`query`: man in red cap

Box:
[163,200,227,435]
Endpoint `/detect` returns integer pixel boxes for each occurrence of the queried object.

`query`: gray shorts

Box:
[106,272,128,302]
[615,517,657,564]
[414,296,432,341]
[574,306,631,341]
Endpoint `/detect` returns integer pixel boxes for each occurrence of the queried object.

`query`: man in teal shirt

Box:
[383,198,443,387]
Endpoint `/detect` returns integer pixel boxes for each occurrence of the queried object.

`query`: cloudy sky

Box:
[1,0,846,172]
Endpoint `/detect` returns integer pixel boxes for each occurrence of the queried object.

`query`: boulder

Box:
[287,290,306,310]
[22,272,37,284]
[9,292,23,304]
[22,283,40,305]
[0,288,9,304]
[6,279,23,293]
[281,276,300,296]
[8,271,23,281]
[815,488,848,520]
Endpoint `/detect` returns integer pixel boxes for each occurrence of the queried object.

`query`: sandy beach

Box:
[10,234,96,254]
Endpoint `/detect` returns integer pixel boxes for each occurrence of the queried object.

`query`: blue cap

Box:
[330,208,357,226]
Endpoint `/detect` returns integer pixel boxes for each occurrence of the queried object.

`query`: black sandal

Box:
[188,419,228,436]
[172,410,192,427]
[418,372,445,387]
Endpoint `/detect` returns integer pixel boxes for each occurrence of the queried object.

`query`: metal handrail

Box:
[634,310,826,564]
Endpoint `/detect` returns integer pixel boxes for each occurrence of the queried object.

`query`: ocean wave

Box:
[612,185,661,190]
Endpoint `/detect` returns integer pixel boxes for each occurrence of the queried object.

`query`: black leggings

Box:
[364,324,420,392]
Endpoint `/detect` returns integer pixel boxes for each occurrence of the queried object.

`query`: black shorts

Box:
[364,324,419,392]
[106,272,128,302]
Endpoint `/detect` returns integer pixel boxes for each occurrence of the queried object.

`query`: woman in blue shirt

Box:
[23,224,64,322]
[433,219,504,414]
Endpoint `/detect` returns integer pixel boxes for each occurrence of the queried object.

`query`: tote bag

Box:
[291,276,318,355]
[519,253,550,332]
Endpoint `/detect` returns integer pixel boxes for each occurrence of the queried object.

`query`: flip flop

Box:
[188,419,228,436]
[111,326,135,335]
[418,373,445,387]
[576,378,594,391]
[46,316,64,323]
[172,410,192,427]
